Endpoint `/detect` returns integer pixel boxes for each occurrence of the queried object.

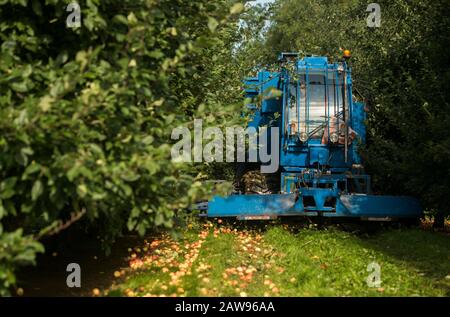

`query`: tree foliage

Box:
[0,0,245,295]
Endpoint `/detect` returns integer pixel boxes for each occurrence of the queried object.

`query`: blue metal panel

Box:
[337,195,422,218]
[328,147,348,167]
[298,56,328,66]
[351,102,366,165]
[208,193,422,219]
[247,109,264,130]
[280,150,308,168]
[352,102,366,142]
[208,194,299,217]
[309,147,329,165]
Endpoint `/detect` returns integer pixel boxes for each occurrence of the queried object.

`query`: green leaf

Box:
[11,82,29,93]
[1,177,18,194]
[154,213,164,226]
[148,50,164,59]
[77,184,88,198]
[230,3,245,15]
[39,96,54,112]
[32,0,43,16]
[208,17,219,32]
[31,180,43,201]
[127,12,138,25]
[113,14,128,25]
[21,65,33,78]
[127,218,137,231]
[136,222,146,236]
[24,163,41,176]
[141,135,154,145]
[16,147,34,166]
[0,202,5,220]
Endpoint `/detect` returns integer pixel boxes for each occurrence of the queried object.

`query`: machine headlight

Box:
[343,49,351,59]
[299,132,308,142]
[330,132,339,143]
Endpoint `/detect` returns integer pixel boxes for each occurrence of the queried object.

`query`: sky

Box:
[253,0,275,5]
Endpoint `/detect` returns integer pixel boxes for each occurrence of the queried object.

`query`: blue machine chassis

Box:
[208,193,422,219]
[205,54,423,220]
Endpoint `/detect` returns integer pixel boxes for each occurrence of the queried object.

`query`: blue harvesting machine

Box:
[206,52,422,221]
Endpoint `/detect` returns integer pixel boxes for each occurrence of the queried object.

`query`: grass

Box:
[106,220,450,297]
[265,226,449,296]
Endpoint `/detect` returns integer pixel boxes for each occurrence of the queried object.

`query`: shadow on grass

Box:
[330,223,450,296]
[351,227,450,295]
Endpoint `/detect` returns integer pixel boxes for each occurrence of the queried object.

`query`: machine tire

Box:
[242,170,279,194]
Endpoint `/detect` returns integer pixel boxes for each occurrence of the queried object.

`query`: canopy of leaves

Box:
[0,0,246,295]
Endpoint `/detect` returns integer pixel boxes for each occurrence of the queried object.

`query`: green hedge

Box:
[0,0,245,295]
